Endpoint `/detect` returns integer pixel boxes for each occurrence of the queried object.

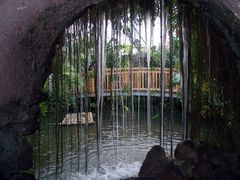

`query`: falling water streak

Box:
[83,14,90,175]
[67,27,74,172]
[79,25,84,116]
[186,6,192,140]
[168,0,174,158]
[115,58,118,163]
[45,75,51,179]
[116,14,121,162]
[88,13,94,172]
[137,18,142,138]
[38,125,41,179]
[96,14,102,171]
[78,22,85,173]
[70,26,74,172]
[54,52,58,179]
[97,16,103,153]
[101,13,107,139]
[100,13,108,168]
[113,20,117,163]
[109,21,114,163]
[146,11,152,134]
[62,37,69,173]
[165,6,170,152]
[160,0,167,147]
[118,27,125,137]
[182,4,189,140]
[59,32,65,174]
[122,5,128,140]
[75,22,81,172]
[118,24,126,160]
[96,14,101,173]
[150,11,154,126]
[206,18,212,111]
[72,23,78,172]
[178,0,185,141]
[62,30,68,169]
[130,4,135,140]
[47,106,50,179]
[110,18,118,164]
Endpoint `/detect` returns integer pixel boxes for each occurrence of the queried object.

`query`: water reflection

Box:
[31,102,182,179]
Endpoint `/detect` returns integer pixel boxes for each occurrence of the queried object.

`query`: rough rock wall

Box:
[189,0,240,150]
[0,0,102,176]
[0,0,102,105]
[0,0,239,177]
[192,0,240,59]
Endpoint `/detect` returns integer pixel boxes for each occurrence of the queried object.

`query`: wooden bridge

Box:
[88,68,181,98]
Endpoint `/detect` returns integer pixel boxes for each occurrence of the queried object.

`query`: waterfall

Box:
[33,0,187,178]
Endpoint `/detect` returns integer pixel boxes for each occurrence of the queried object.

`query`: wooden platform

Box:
[87,68,181,98]
[60,112,94,125]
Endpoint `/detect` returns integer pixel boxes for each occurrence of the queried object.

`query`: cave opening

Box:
[0,0,240,179]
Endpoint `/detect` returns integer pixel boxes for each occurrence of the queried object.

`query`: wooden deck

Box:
[88,68,181,98]
[60,112,94,125]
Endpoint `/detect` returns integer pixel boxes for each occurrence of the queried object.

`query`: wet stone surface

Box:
[0,127,33,176]
[136,141,240,180]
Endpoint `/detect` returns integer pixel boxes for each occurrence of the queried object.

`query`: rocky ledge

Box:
[126,141,240,180]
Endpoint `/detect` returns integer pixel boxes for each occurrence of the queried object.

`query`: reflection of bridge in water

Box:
[88,68,181,98]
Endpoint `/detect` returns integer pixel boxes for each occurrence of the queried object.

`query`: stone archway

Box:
[0,0,239,177]
[0,0,103,176]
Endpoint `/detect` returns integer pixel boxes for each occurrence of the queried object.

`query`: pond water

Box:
[31,99,183,180]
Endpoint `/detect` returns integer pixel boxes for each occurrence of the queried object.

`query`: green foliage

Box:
[90,102,96,109]
[152,113,160,120]
[39,102,48,117]
[151,46,161,67]
[39,91,57,116]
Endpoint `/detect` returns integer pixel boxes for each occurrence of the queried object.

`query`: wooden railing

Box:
[88,68,180,95]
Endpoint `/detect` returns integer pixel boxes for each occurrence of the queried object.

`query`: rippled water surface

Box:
[31,103,182,179]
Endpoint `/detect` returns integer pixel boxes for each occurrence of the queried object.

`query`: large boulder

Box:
[139,146,183,180]
[175,141,240,179]
[0,127,33,177]
[2,173,36,180]
[174,140,197,161]
[138,145,166,177]
[124,178,155,180]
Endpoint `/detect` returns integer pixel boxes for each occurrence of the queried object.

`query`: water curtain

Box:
[35,0,194,178]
